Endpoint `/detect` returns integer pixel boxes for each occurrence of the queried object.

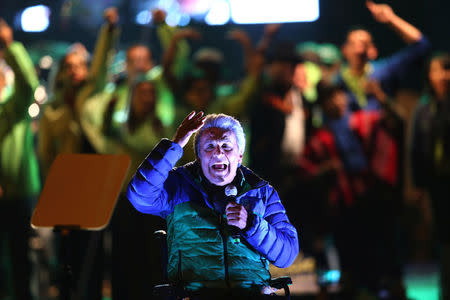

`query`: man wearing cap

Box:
[127,111,299,296]
[317,43,342,84]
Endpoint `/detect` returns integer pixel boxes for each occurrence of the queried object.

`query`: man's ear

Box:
[238,153,243,165]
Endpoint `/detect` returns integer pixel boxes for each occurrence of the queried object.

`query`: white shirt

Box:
[280,87,305,165]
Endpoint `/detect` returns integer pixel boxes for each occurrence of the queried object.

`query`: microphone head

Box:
[224,184,238,197]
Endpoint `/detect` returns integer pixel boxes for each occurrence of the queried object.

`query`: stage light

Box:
[325,270,340,282]
[178,14,191,27]
[28,103,40,118]
[180,0,211,15]
[39,55,53,70]
[166,11,182,27]
[229,0,319,24]
[34,85,48,104]
[20,5,51,32]
[205,0,230,25]
[135,10,152,25]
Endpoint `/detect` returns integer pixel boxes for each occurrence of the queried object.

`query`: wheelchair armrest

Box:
[153,230,169,281]
[153,284,189,297]
[269,276,292,290]
[153,284,175,296]
[154,230,167,239]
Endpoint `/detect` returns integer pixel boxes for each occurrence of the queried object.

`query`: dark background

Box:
[1,0,448,78]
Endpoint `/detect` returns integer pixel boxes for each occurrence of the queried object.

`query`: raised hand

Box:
[256,23,281,53]
[0,19,13,48]
[227,29,252,48]
[366,1,395,24]
[226,202,248,230]
[263,23,282,37]
[103,7,119,26]
[172,111,206,148]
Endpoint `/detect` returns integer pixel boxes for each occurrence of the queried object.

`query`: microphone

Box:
[224,185,240,244]
[224,184,238,198]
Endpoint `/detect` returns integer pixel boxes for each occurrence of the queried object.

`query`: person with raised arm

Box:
[0,18,40,300]
[127,111,299,297]
[339,1,430,111]
[38,7,120,177]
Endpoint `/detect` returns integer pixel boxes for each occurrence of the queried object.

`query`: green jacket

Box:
[156,23,190,79]
[101,22,188,132]
[167,198,271,291]
[0,42,40,199]
[80,70,175,190]
[38,23,118,177]
[109,66,176,128]
[79,24,187,183]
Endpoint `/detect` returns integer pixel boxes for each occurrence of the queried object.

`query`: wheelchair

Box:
[153,230,292,299]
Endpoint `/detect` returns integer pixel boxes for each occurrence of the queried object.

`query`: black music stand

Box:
[31,153,130,300]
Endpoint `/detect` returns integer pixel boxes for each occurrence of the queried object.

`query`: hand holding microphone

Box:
[224,185,247,244]
[225,202,247,230]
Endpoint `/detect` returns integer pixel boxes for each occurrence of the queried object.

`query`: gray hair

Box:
[193,114,245,157]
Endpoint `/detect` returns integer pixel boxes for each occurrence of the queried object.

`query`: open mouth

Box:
[211,163,228,171]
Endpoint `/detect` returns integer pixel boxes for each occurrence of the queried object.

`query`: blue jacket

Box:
[338,36,431,111]
[127,139,299,288]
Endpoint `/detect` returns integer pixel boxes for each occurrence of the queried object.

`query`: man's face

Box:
[198,128,243,186]
[323,90,348,119]
[64,53,88,86]
[343,30,377,66]
[126,46,153,80]
[132,81,156,116]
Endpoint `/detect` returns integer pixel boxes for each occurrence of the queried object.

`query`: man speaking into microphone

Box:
[127,112,299,296]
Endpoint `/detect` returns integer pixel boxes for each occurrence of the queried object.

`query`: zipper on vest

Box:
[176,250,184,287]
[219,215,231,288]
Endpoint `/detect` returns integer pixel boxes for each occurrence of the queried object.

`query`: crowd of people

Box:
[1,1,449,299]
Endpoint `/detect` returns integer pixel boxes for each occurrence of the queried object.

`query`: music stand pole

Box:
[31,154,130,300]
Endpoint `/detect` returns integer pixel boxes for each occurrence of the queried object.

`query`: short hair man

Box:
[339,1,430,111]
[126,44,154,82]
[127,112,299,296]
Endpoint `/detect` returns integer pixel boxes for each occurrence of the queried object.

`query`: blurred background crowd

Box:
[1,0,449,299]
